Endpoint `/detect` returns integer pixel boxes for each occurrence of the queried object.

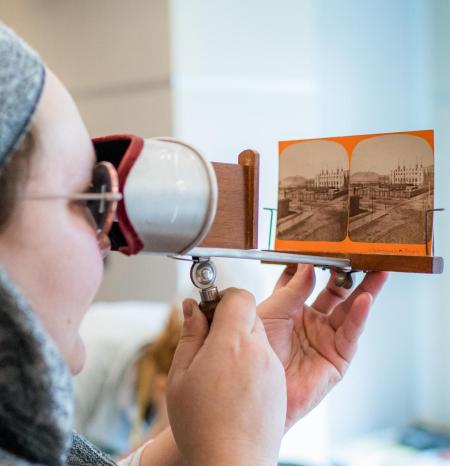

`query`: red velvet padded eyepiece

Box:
[92,134,144,255]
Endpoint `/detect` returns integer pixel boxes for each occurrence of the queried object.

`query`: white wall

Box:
[170,0,442,462]
[416,0,450,425]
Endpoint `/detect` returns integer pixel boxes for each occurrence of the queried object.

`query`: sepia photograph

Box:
[348,134,434,244]
[277,140,349,242]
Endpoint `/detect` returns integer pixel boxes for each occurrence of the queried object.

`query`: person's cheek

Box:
[69,209,106,296]
[63,218,104,306]
[76,230,104,303]
[63,230,104,373]
[49,204,105,371]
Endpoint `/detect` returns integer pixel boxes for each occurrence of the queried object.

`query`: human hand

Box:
[167,288,286,466]
[257,265,388,431]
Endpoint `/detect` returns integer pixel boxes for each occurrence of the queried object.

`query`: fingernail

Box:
[183,301,193,319]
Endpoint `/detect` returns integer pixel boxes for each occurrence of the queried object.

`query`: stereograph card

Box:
[275,130,434,256]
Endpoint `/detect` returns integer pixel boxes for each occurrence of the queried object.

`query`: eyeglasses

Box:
[22,161,123,237]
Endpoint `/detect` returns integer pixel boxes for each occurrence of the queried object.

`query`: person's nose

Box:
[97,232,111,259]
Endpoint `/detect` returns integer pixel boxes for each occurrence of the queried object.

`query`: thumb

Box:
[170,299,209,373]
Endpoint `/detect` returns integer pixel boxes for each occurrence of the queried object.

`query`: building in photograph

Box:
[314,167,348,188]
[389,161,425,185]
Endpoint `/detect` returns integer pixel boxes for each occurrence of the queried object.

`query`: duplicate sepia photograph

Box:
[277,139,349,242]
[348,133,434,244]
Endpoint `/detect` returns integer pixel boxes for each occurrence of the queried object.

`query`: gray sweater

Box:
[0,266,117,465]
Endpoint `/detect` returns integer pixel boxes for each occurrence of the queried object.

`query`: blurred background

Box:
[2,1,450,464]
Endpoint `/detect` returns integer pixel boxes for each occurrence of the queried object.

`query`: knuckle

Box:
[234,288,256,306]
[223,287,254,300]
[221,288,256,310]
[221,286,239,295]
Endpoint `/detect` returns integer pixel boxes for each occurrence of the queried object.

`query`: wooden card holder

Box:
[199,149,259,250]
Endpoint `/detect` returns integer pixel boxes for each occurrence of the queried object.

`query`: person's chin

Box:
[69,335,86,375]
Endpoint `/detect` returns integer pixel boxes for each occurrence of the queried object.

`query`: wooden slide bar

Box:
[263,250,444,274]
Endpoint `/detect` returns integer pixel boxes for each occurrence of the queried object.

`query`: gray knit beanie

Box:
[0,22,45,173]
